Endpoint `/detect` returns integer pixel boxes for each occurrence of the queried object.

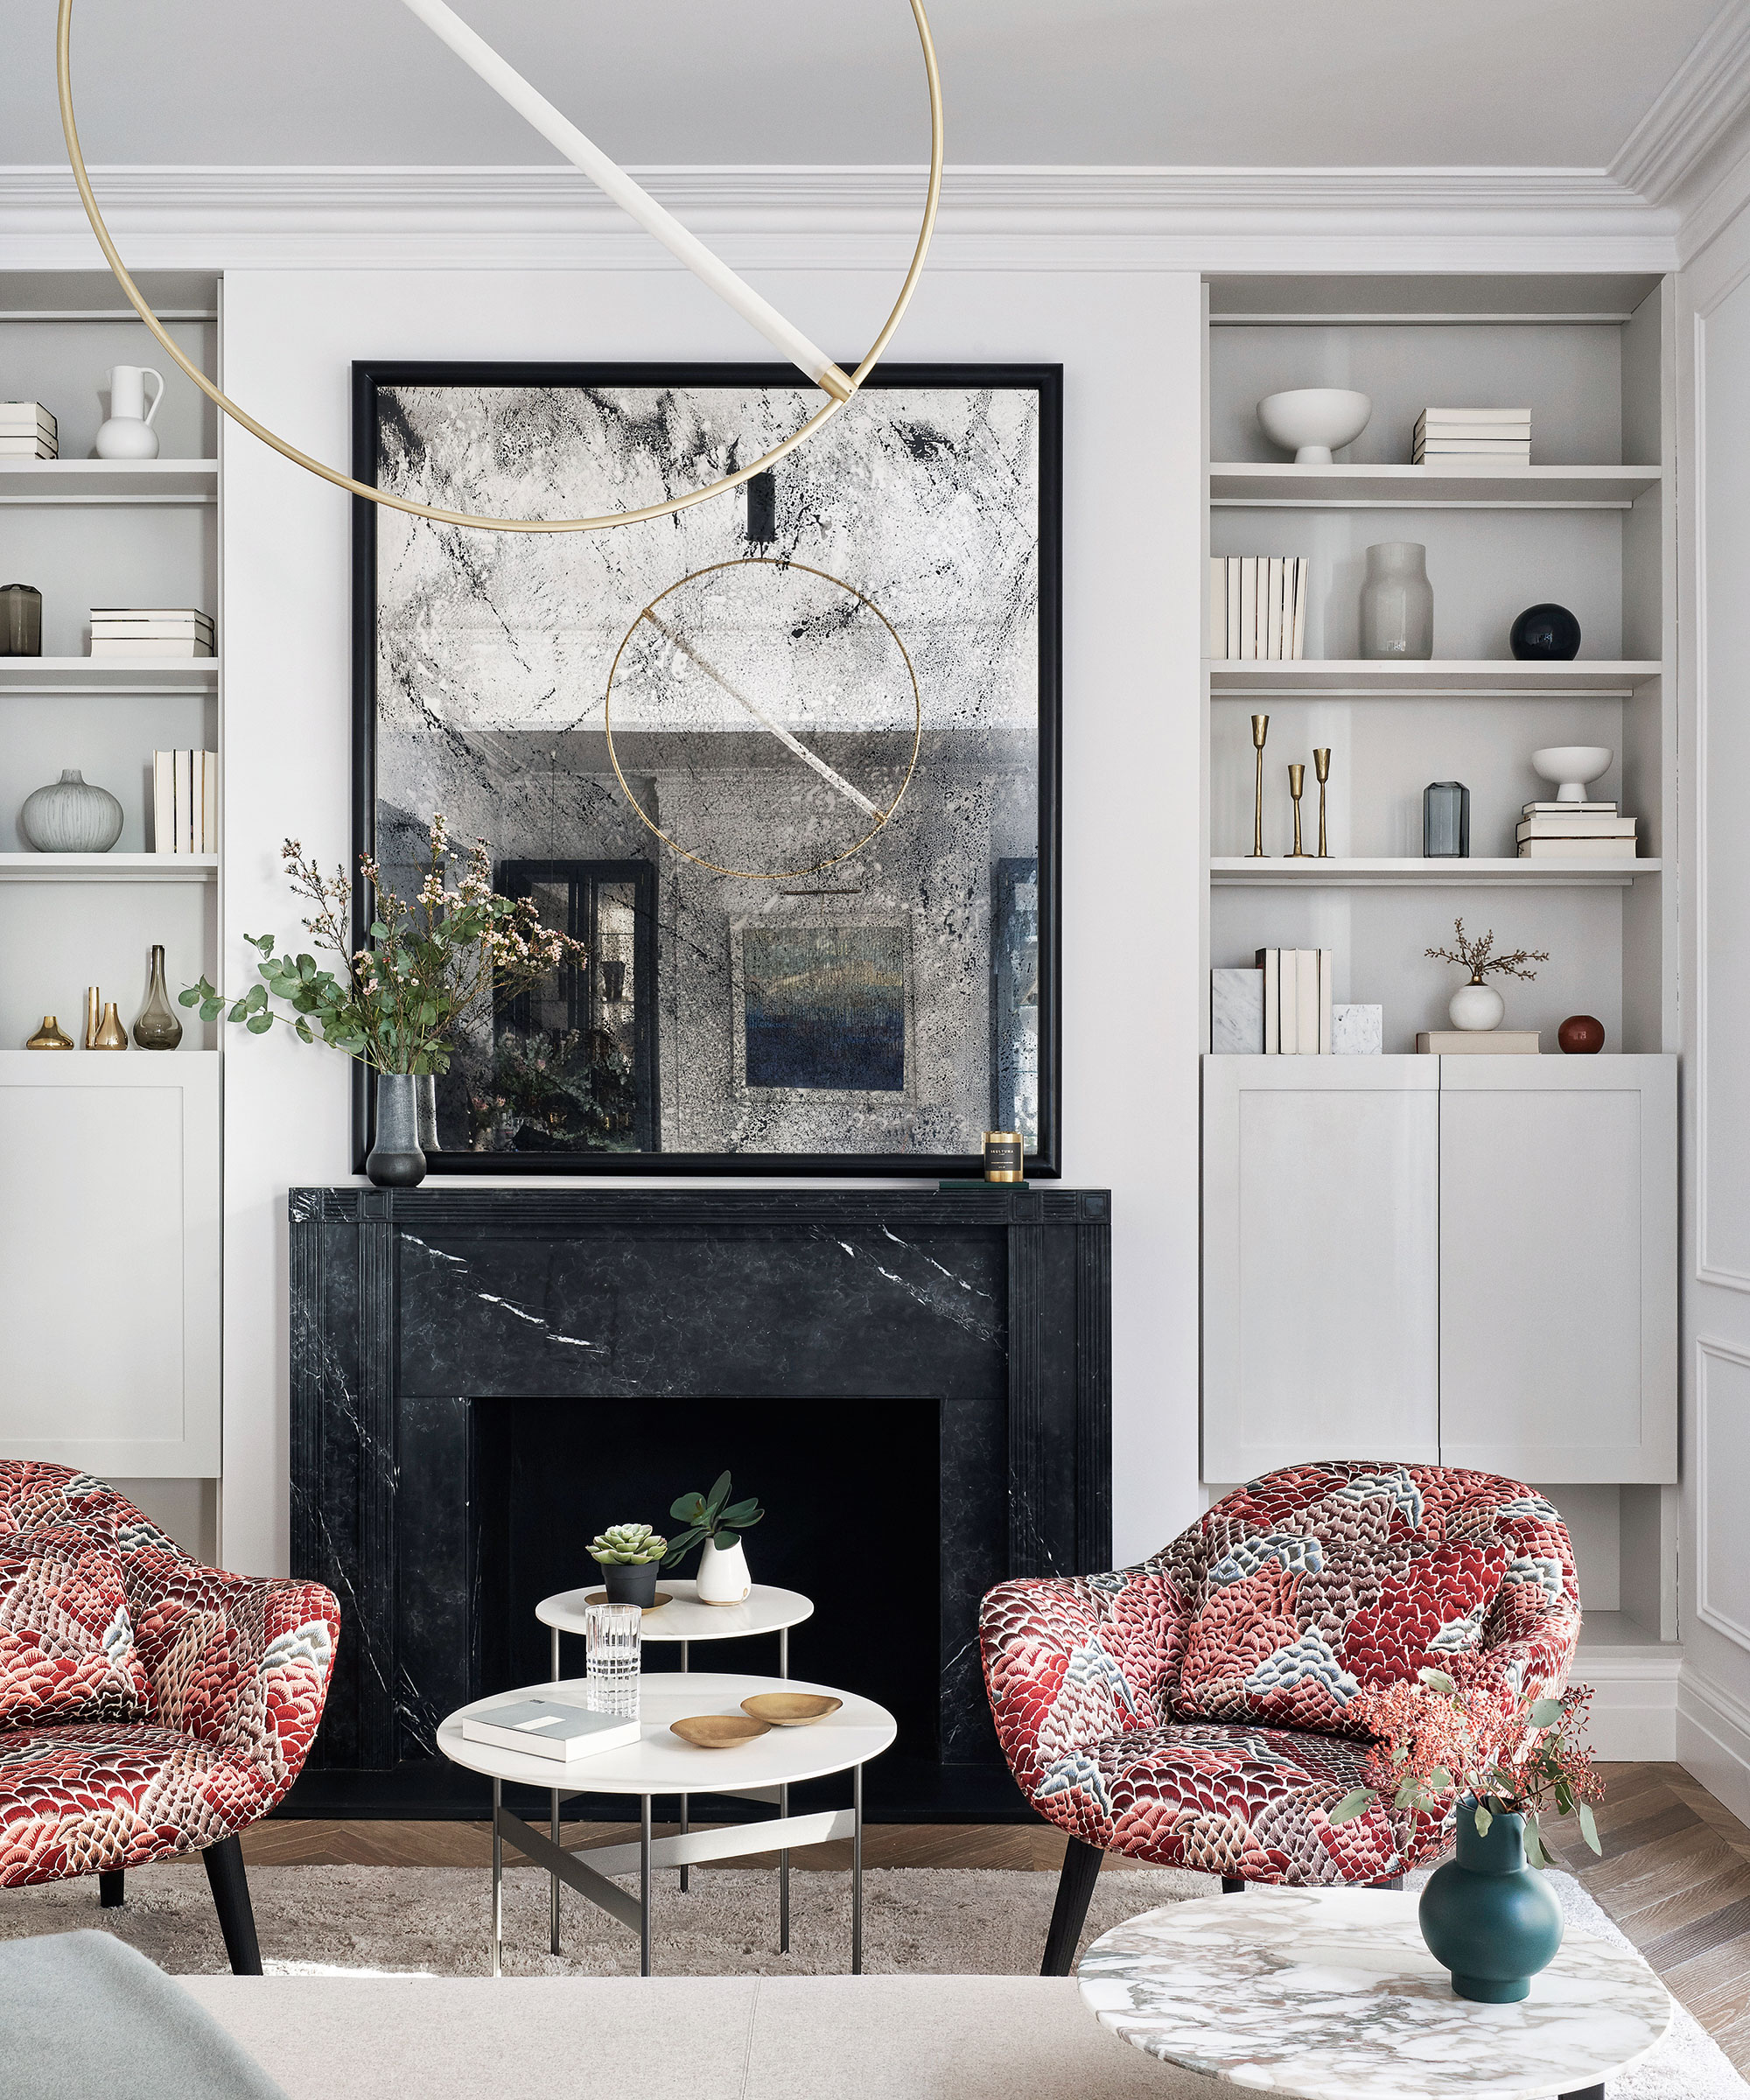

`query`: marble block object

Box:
[1210,969,1264,1054]
[1079,1887,1671,2099]
[1332,1003,1383,1054]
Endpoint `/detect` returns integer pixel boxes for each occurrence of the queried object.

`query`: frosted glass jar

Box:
[1358,542,1433,660]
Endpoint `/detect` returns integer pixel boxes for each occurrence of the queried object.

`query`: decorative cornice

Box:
[1610,0,1750,208]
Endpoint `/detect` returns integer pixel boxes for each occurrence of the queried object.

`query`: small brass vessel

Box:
[983,1130,1025,1183]
[92,1001,129,1051]
[26,1015,74,1050]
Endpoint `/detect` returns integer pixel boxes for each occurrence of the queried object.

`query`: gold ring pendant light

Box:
[605,556,923,881]
[55,0,944,535]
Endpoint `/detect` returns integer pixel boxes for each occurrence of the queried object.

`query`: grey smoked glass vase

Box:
[366,1072,427,1187]
[1424,781,1471,858]
[133,944,184,1048]
[0,584,42,656]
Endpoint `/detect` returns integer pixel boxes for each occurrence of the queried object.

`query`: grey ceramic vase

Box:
[1358,542,1434,660]
[20,768,123,852]
[416,1073,439,1156]
[366,1072,427,1188]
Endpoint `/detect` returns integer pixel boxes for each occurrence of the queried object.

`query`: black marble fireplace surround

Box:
[287,1187,1110,1817]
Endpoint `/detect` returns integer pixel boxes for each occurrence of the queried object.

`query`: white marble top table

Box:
[536,1579,814,1648]
[1078,1888,1671,2100]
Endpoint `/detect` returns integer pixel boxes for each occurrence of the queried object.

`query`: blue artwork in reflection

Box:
[742,927,906,1092]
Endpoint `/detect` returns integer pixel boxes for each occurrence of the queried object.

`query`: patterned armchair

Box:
[980,1461,1581,1973]
[0,1463,339,1973]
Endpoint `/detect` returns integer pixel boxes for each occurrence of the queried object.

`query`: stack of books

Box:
[91,606,214,659]
[459,1698,640,1762]
[1255,948,1334,1054]
[1417,1029,1540,1054]
[151,750,219,854]
[1209,556,1308,661]
[0,402,57,459]
[1413,408,1530,466]
[1516,799,1635,861]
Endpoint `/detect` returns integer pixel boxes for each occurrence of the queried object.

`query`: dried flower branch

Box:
[1425,917,1550,985]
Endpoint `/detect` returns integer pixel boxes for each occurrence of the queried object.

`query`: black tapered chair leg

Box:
[1040,1836,1105,1977]
[202,1836,262,1976]
[1373,1875,1404,1890]
[1221,1876,1246,1893]
[98,1870,124,1908]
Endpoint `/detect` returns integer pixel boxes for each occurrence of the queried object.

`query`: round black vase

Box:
[366,1072,427,1188]
[1509,603,1581,661]
[600,1560,660,1606]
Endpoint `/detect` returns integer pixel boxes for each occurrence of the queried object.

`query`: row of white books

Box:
[1,400,57,460]
[1256,947,1334,1054]
[1210,556,1309,661]
[93,606,214,661]
[1413,407,1530,465]
[151,751,218,854]
[1517,796,1636,861]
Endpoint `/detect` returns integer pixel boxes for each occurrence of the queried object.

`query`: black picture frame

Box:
[351,360,1063,1180]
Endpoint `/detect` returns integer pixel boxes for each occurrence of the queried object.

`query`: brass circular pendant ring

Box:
[55,0,943,536]
[604,556,922,881]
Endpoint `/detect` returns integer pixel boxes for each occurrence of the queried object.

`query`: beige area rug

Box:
[2,1861,1745,2095]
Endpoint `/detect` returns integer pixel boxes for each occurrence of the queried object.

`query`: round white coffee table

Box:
[438,1670,893,1979]
[536,1580,816,1929]
[1078,1888,1672,2100]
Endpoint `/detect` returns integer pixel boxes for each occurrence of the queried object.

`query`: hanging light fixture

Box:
[54,0,943,535]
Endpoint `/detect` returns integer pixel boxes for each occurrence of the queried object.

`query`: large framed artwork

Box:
[352,360,1061,1177]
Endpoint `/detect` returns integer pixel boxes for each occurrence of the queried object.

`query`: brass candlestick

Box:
[1287,764,1310,857]
[83,985,101,1050]
[1313,747,1332,858]
[1250,714,1270,857]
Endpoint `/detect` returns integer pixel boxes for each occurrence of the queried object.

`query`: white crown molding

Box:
[1611,0,1750,208]
[0,163,1679,276]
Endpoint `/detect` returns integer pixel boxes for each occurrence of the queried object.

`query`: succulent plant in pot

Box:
[588,1522,668,1607]
[664,1473,764,1606]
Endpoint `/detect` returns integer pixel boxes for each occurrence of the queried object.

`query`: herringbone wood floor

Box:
[242,1762,1750,2070]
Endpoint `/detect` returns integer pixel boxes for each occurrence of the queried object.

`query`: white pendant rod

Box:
[396,0,852,401]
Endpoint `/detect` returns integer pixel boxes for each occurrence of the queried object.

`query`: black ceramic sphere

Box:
[1509,602,1581,661]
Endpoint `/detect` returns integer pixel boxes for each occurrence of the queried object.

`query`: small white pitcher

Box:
[96,365,164,459]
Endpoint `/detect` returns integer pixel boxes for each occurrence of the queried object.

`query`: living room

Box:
[4,2,1750,2095]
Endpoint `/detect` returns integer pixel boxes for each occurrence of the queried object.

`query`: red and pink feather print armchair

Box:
[0,1462,339,1973]
[980,1461,1581,1974]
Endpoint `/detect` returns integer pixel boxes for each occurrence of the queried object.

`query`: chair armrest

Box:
[125,1547,340,1810]
[1474,1555,1584,1726]
[980,1565,1189,1798]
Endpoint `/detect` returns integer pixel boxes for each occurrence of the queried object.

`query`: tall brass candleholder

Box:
[1314,747,1332,858]
[1286,764,1311,858]
[1250,714,1270,857]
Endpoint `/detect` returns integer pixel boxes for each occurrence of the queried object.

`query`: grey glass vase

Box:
[1358,542,1433,660]
[133,944,184,1048]
[367,1072,427,1187]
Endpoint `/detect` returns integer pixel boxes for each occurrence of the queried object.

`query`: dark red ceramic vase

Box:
[1558,1014,1606,1054]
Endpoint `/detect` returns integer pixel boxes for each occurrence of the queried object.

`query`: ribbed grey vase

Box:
[366,1072,427,1188]
[20,769,123,852]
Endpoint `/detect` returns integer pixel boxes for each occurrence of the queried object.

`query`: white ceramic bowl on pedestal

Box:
[1256,388,1373,465]
[1530,746,1613,804]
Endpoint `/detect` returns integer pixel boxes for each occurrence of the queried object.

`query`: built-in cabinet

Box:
[1203,1054,1677,1488]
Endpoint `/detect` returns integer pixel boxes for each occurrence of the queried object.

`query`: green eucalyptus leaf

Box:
[245,984,269,1012]
[200,998,224,1023]
[1522,1816,1548,1869]
[1530,1698,1564,1729]
[295,1018,314,1042]
[245,1011,273,1034]
[1417,1668,1457,1696]
[1328,1788,1374,1825]
[178,988,201,1008]
[1472,1802,1493,1838]
[1578,1802,1601,1856]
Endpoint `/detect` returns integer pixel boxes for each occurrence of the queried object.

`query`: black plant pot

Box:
[600,1559,660,1606]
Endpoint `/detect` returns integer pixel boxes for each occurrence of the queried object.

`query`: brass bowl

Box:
[740,1692,843,1727]
[670,1714,771,1750]
[582,1589,673,1612]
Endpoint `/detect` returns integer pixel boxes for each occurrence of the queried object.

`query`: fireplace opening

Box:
[469,1396,945,1764]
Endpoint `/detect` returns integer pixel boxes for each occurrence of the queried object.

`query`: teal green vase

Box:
[1418,1800,1564,2003]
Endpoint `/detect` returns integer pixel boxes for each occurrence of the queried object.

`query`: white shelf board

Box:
[0,656,219,695]
[1208,659,1662,697]
[0,459,218,504]
[1209,463,1662,508]
[0,1048,218,1073]
[0,853,217,883]
[1210,857,1661,889]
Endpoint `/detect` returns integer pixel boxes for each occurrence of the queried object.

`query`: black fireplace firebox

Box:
[287,1187,1111,1818]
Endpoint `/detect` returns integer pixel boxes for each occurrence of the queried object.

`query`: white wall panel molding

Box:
[1695,1338,1750,1653]
[1678,1661,1750,1829]
[0,164,1678,276]
[1577,1648,1681,1762]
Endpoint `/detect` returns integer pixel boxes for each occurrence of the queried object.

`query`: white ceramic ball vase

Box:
[20,768,123,852]
[1256,388,1373,464]
[1531,746,1613,805]
[696,1536,751,1605]
[1449,981,1506,1032]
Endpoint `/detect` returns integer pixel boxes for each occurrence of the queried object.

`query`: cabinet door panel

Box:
[1438,1056,1676,1483]
[1202,1058,1439,1481]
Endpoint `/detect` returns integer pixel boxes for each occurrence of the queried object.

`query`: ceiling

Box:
[4,0,1727,171]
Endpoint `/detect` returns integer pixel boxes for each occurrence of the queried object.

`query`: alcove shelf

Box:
[0,658,220,693]
[1209,857,1661,887]
[0,854,217,884]
[1210,463,1662,508]
[0,459,218,504]
[1208,660,1661,696]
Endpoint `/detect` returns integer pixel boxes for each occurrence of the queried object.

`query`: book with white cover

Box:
[1255,947,1280,1054]
[173,750,194,854]
[1291,557,1307,660]
[1416,407,1530,426]
[93,617,214,637]
[1318,948,1334,1054]
[1418,1031,1540,1054]
[1264,557,1284,660]
[1209,558,1228,658]
[152,752,174,855]
[1278,949,1299,1054]
[1237,559,1256,662]
[1516,816,1635,840]
[201,752,218,854]
[90,637,215,659]
[1295,949,1319,1054]
[460,1698,641,1763]
[1518,836,1636,859]
[1225,557,1242,660]
[1522,801,1615,817]
[0,403,55,436]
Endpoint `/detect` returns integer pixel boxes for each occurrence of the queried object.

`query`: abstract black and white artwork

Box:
[353,360,1060,1175]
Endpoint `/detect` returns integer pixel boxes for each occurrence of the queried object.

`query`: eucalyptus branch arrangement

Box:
[182,816,586,1074]
[1425,918,1550,987]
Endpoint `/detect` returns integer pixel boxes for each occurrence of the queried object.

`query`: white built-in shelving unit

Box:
[1200,272,1680,1664]
[0,270,222,1492]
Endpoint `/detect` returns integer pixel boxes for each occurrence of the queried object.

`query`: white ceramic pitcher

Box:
[95,365,164,459]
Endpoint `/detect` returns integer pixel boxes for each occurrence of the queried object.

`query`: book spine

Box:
[1238,559,1256,662]
[1278,949,1298,1055]
[174,749,193,854]
[1319,949,1333,1054]
[1265,556,1283,661]
[1295,948,1319,1054]
[1209,557,1228,659]
[152,751,173,856]
[1226,557,1242,660]
[1256,947,1279,1054]
[1291,556,1307,661]
[202,751,218,855]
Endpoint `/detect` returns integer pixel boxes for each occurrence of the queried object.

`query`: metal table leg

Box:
[492,1777,504,1979]
[778,1625,789,1942]
[852,1763,864,1975]
[549,1625,564,1952]
[640,1794,653,1977]
[679,1637,690,1892]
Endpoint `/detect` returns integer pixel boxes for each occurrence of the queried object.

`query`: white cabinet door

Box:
[1438,1056,1676,1484]
[1202,1056,1440,1480]
[0,1053,220,1476]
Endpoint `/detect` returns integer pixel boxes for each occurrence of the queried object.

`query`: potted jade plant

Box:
[182,817,584,1186]
[1331,1661,1603,2002]
[587,1523,668,1607]
[1424,918,1550,1033]
[664,1473,764,1605]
